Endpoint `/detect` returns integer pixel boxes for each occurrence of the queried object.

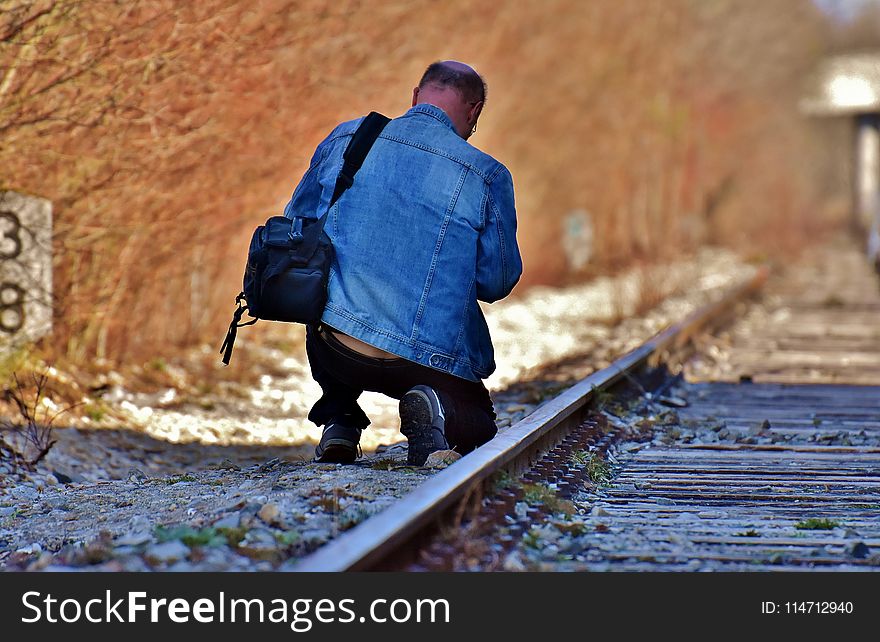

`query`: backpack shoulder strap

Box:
[328,111,391,208]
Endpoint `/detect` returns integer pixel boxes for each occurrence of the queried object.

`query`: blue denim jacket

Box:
[283,103,522,381]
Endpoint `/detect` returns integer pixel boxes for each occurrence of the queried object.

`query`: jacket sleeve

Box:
[476,166,523,303]
[283,130,336,220]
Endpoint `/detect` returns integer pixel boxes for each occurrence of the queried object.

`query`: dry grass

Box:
[0,0,841,372]
[603,262,681,326]
[0,372,74,471]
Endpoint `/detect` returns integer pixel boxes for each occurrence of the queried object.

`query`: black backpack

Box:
[220,112,390,365]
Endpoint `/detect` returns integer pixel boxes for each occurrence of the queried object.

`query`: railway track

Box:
[294,239,880,572]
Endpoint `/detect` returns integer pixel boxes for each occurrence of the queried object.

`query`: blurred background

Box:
[1,0,878,376]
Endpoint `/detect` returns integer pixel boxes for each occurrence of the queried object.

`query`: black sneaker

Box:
[399,385,450,466]
[314,423,362,464]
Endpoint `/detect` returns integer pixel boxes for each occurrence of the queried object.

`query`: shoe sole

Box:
[314,439,358,464]
[399,391,438,466]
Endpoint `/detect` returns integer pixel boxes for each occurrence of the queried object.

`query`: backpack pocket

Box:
[252,218,333,323]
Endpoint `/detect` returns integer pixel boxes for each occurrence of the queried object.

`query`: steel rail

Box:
[292,265,769,571]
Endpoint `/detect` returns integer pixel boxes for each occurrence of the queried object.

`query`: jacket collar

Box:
[406,103,456,132]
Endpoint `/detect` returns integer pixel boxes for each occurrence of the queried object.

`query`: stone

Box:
[299,529,329,546]
[375,442,408,455]
[39,564,81,572]
[128,515,152,532]
[749,419,771,436]
[112,546,139,556]
[502,551,528,572]
[233,502,258,525]
[846,541,870,559]
[423,450,462,469]
[115,531,153,547]
[144,540,190,566]
[224,498,247,512]
[120,557,152,572]
[213,513,241,529]
[238,529,281,562]
[16,542,42,555]
[258,503,281,525]
[212,459,241,471]
[127,468,148,484]
[658,395,688,408]
[10,486,38,501]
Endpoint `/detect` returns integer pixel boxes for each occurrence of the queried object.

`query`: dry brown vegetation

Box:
[0,371,64,469]
[0,0,853,369]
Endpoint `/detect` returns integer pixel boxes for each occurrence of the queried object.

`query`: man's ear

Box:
[470,101,484,124]
[411,86,420,107]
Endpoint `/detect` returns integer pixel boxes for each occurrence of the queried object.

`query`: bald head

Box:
[418,60,486,104]
[412,60,486,140]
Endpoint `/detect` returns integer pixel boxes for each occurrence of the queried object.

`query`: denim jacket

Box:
[283,103,522,381]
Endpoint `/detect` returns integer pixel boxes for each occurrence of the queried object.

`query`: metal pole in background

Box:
[854,114,880,236]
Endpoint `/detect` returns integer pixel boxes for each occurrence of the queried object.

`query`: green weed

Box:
[216,526,248,547]
[0,346,33,383]
[274,531,300,546]
[154,525,223,547]
[153,524,248,548]
[521,483,575,515]
[522,528,543,549]
[337,506,371,531]
[550,518,588,536]
[586,452,612,486]
[84,401,107,422]
[308,486,350,512]
[368,457,397,471]
[164,474,196,484]
[491,470,516,492]
[794,518,838,530]
[591,386,614,410]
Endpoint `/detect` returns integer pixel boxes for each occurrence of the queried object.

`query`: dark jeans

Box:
[305,323,497,454]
